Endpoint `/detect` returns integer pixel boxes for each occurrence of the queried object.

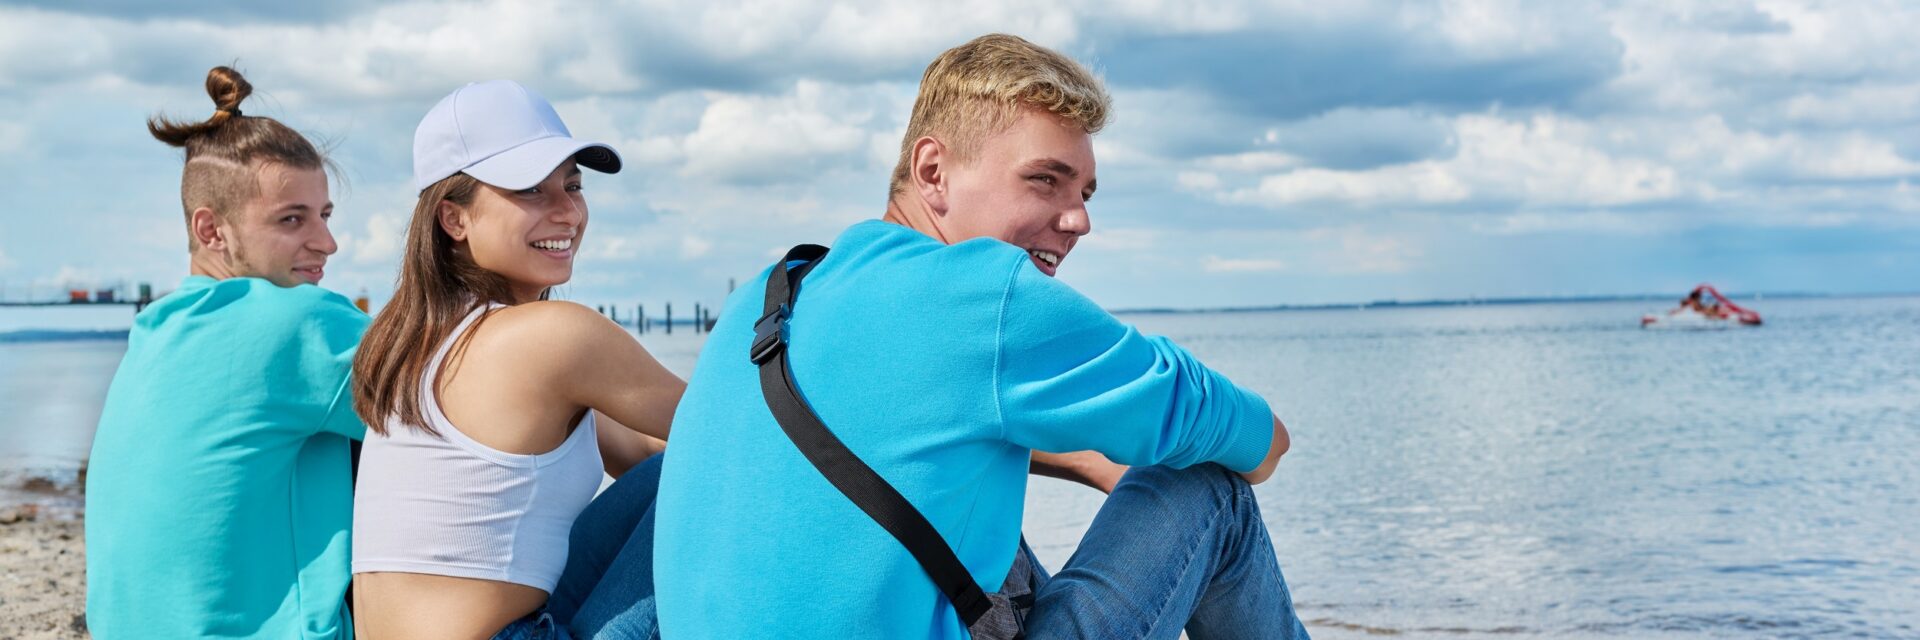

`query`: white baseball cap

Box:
[412,80,621,192]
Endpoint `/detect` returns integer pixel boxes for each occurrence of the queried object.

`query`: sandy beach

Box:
[0,515,87,639]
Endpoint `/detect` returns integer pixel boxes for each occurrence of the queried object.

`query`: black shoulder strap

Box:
[750,244,993,627]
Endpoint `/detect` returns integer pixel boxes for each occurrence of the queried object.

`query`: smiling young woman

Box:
[349,81,684,640]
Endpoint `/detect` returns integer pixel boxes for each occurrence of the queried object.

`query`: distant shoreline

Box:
[1110,290,1916,315]
[3,292,1914,340]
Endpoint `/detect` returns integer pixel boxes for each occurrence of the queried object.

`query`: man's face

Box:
[222,163,336,286]
[939,108,1096,277]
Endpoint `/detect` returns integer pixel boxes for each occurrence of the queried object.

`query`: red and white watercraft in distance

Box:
[1642,284,1762,329]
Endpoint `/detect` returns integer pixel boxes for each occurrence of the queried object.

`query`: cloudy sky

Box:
[1,0,1916,312]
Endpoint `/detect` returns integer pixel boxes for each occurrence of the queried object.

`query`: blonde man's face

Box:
[940,109,1098,277]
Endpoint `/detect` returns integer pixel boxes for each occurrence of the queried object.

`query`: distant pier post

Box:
[665,302,672,335]
[637,304,646,333]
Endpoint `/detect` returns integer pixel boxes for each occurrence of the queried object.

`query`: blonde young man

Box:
[653,35,1310,638]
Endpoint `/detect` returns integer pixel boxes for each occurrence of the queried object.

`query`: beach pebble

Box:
[0,504,40,525]
[21,476,58,493]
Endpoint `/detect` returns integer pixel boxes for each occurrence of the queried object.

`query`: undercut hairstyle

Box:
[149,65,328,250]
[888,33,1112,198]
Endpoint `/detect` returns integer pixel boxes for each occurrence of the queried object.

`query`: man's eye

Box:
[566,183,584,192]
[281,215,301,225]
[1031,175,1056,185]
[518,187,541,195]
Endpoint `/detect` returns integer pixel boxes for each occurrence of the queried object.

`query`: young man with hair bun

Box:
[85,66,366,640]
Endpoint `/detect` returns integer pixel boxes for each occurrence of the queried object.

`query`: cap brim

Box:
[463,136,622,191]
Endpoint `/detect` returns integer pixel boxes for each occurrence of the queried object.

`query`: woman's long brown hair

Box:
[352,174,530,436]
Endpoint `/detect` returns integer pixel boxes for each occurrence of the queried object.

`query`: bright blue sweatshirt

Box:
[85,276,367,639]
[653,220,1274,639]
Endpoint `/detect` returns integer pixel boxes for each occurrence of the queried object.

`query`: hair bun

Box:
[205,66,253,119]
[149,66,254,147]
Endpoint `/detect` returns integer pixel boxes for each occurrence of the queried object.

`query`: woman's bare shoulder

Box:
[462,301,627,368]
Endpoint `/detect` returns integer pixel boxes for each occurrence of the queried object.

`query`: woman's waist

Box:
[351,571,548,640]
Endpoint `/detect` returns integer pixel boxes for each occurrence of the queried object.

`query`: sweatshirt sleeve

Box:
[992,260,1273,472]
[292,287,371,441]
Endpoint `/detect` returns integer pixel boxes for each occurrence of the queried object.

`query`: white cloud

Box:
[350,213,405,265]
[1475,211,1667,236]
[1194,151,1303,173]
[1202,255,1287,273]
[675,81,889,183]
[0,122,26,154]
[0,0,1092,105]
[592,81,905,186]
[679,235,714,259]
[579,225,684,262]
[4,0,1920,308]
[1205,111,1920,211]
[34,265,105,289]
[1304,226,1422,274]
[1230,163,1473,207]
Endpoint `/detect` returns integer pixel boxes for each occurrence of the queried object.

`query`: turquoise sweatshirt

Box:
[655,221,1273,639]
[85,276,367,639]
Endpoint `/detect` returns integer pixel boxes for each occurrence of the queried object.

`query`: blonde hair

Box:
[888,34,1111,198]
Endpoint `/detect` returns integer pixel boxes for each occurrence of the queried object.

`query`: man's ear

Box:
[437,199,469,242]
[911,136,949,216]
[190,207,225,252]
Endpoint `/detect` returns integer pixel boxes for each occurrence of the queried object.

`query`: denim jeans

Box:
[517,455,1308,639]
[491,610,572,640]
[1022,463,1312,639]
[517,453,668,640]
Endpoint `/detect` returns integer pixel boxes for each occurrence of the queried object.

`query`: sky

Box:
[0,0,1916,313]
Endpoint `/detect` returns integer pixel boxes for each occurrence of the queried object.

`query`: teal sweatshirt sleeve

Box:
[273,284,371,441]
[992,260,1274,472]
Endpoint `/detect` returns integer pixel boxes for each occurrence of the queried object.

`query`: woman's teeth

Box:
[1029,249,1060,268]
[532,239,573,251]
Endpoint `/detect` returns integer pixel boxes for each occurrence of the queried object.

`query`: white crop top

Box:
[352,304,603,592]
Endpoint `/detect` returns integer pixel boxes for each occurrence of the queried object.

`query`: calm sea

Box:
[3,296,1916,637]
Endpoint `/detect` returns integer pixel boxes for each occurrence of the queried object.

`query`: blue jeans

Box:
[511,456,1308,639]
[495,454,667,640]
[491,610,572,640]
[1022,463,1311,639]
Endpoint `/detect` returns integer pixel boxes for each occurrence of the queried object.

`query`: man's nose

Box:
[313,221,339,256]
[1058,202,1091,236]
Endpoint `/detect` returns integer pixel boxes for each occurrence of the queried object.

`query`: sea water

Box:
[3,297,1915,637]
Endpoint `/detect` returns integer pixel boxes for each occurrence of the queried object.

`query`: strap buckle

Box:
[749,303,791,365]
